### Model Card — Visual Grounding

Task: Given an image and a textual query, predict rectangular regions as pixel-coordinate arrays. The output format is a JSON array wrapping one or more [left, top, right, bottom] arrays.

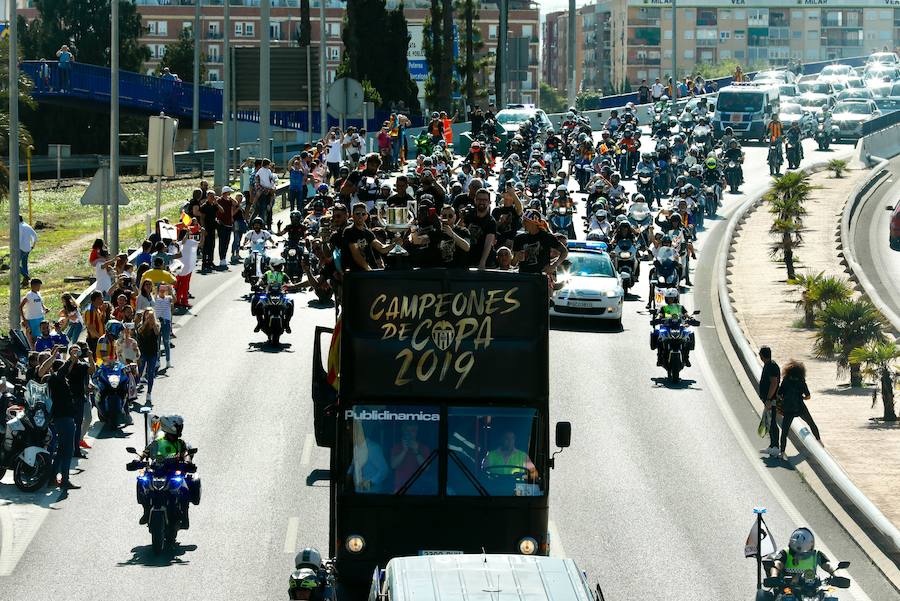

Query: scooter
[[95, 361, 130, 428], [0, 393, 53, 491], [549, 205, 577, 240], [814, 114, 833, 151], [650, 310, 700, 384], [610, 239, 639, 295], [126, 446, 200, 554]]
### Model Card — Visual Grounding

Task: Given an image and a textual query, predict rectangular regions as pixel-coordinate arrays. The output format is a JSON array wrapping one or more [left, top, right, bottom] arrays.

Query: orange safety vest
[[442, 118, 453, 144]]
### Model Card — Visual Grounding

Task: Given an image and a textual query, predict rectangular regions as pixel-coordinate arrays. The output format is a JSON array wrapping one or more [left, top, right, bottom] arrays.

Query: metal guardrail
[[862, 108, 900, 137], [717, 155, 900, 563]]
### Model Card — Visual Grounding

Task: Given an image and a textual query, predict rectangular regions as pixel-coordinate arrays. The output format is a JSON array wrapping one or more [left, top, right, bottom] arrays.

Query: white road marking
[[700, 260, 873, 601], [548, 519, 567, 560], [0, 505, 14, 575], [300, 434, 314, 467], [284, 516, 300, 554]]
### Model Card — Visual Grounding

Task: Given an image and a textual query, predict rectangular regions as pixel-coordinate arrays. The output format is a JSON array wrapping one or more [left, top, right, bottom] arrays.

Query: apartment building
[[18, 0, 541, 105], [593, 0, 900, 90]]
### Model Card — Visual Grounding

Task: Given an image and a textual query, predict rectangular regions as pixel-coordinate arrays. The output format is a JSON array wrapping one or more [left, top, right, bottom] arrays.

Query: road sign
[[327, 77, 364, 118], [80, 167, 131, 206], [147, 115, 178, 177]]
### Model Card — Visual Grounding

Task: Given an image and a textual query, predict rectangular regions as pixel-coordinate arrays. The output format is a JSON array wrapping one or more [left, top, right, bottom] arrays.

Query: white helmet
[[664, 289, 679, 302], [269, 256, 286, 268], [295, 547, 323, 570], [633, 193, 646, 203], [556, 184, 568, 194], [788, 528, 815, 555], [159, 414, 184, 436]]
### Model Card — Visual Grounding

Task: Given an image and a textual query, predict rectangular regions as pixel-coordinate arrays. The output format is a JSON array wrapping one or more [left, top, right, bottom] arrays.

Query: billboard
[[408, 24, 428, 82]]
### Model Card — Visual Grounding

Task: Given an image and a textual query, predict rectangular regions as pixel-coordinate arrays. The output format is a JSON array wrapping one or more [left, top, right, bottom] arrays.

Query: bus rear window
[[717, 92, 764, 113]]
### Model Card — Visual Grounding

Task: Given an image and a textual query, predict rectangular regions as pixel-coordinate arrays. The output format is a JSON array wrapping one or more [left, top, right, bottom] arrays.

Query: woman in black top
[[777, 360, 821, 459]]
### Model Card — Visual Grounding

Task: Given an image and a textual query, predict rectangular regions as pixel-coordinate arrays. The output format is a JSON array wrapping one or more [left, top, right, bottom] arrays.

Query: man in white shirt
[[19, 215, 38, 285], [254, 159, 277, 228], [651, 78, 665, 102], [324, 128, 344, 183], [20, 277, 48, 344], [175, 228, 203, 309]]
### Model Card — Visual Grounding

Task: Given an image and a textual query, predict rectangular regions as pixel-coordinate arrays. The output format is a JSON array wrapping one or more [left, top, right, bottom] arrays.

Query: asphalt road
[[851, 155, 900, 321], [2, 137, 898, 601]]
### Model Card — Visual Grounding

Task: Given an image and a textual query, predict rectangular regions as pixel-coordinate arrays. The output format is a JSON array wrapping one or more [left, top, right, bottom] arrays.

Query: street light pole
[[498, 0, 508, 107], [8, 0, 21, 329], [110, 0, 120, 256], [222, 0, 231, 182], [319, 0, 327, 137], [193, 0, 201, 151], [260, 0, 271, 159], [567, 0, 576, 109], [672, 0, 678, 97]]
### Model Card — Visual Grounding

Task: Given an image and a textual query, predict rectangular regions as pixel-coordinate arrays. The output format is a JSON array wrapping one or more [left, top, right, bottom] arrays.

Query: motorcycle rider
[[758, 528, 838, 601], [288, 548, 328, 600], [588, 209, 612, 237], [723, 138, 745, 183], [610, 221, 640, 278], [605, 110, 621, 135], [702, 156, 723, 203], [276, 211, 308, 245], [252, 257, 297, 334], [138, 414, 194, 527], [656, 289, 692, 367], [786, 121, 804, 167], [719, 126, 737, 151]]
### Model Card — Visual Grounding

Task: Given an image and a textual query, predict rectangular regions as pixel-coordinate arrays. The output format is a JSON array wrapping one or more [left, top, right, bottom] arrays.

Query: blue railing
[[235, 109, 425, 132], [20, 60, 223, 121]]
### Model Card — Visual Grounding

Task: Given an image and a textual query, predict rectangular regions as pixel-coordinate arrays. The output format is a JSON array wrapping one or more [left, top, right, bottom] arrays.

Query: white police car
[[549, 241, 625, 326]]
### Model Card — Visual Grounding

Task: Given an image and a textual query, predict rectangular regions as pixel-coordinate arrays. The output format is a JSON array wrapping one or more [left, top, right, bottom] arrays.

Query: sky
[[539, 0, 596, 16]]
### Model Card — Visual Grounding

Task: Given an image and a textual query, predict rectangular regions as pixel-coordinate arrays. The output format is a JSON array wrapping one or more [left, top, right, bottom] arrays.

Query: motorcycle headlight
[[346, 535, 366, 554], [33, 409, 46, 428], [108, 375, 121, 388], [169, 475, 184, 488], [288, 248, 297, 257], [619, 252, 632, 260], [518, 537, 538, 555]]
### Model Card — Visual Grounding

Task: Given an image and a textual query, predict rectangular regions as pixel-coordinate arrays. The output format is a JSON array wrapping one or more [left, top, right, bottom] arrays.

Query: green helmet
[[705, 157, 717, 169], [289, 568, 319, 591]]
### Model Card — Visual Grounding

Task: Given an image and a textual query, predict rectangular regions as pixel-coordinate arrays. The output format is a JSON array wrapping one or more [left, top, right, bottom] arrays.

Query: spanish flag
[[326, 317, 341, 392]]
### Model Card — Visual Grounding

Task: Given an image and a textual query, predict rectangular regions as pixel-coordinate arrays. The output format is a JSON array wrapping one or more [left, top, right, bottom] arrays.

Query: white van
[[712, 82, 780, 141], [368, 554, 605, 601]]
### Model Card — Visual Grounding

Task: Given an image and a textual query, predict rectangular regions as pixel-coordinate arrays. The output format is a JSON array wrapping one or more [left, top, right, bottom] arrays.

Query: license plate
[[418, 550, 463, 556], [567, 300, 593, 308]]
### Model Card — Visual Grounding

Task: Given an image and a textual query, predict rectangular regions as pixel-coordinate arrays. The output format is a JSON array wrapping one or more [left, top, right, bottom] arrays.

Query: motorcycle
[[767, 141, 784, 176], [243, 246, 270, 288], [0, 393, 53, 491], [649, 247, 682, 311], [258, 284, 290, 346], [126, 447, 200, 554], [610, 239, 639, 295], [761, 569, 850, 601], [627, 201, 653, 253], [814, 115, 833, 151], [636, 168, 657, 207], [95, 360, 130, 428], [549, 205, 576, 239], [691, 123, 713, 156], [786, 139, 802, 170], [650, 311, 699, 383], [703, 184, 719, 219], [572, 160, 592, 192], [283, 242, 304, 283], [724, 160, 742, 194]]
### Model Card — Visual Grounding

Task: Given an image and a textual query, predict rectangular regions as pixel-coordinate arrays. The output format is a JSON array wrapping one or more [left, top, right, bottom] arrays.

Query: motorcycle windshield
[[657, 247, 677, 262]]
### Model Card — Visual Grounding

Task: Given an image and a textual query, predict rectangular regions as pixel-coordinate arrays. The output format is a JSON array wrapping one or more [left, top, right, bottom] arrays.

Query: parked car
[[830, 99, 881, 141], [868, 51, 900, 67]]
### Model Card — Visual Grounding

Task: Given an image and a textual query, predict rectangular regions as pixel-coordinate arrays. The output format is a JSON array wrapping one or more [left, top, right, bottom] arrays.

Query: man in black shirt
[[67, 344, 93, 459], [411, 206, 471, 268], [466, 188, 498, 269], [470, 107, 484, 137], [453, 178, 483, 212], [386, 176, 415, 208], [198, 191, 220, 272], [758, 346, 781, 456], [513, 210, 568, 275], [492, 187, 524, 249], [39, 347, 79, 489], [340, 202, 394, 271], [415, 170, 447, 207]]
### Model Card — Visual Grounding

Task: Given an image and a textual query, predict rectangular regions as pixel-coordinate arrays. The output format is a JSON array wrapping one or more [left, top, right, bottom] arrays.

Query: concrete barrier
[[856, 122, 900, 167], [716, 154, 900, 565]]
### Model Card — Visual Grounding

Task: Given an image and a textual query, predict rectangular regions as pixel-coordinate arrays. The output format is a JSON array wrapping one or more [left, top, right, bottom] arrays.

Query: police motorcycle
[[96, 360, 130, 428], [650, 304, 700, 384], [0, 387, 53, 491], [288, 548, 338, 601], [255, 260, 292, 347], [126, 430, 200, 554]]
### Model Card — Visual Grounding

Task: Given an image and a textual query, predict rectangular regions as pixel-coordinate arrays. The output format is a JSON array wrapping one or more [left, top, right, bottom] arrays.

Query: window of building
[[769, 9, 788, 27], [720, 49, 732, 59], [697, 29, 717, 40], [734, 10, 745, 20], [207, 45, 219, 60], [522, 24, 533, 38], [748, 8, 768, 26], [734, 29, 745, 40], [720, 9, 731, 20], [684, 29, 694, 39], [684, 49, 695, 59], [663, 9, 672, 20], [208, 70, 220, 82], [792, 30, 802, 39], [807, 29, 818, 40], [808, 11, 818, 19], [823, 10, 841, 27], [147, 21, 168, 36], [700, 50, 714, 61], [244, 22, 255, 37], [791, 10, 804, 20], [663, 49, 672, 59], [696, 8, 717, 26], [719, 30, 731, 41], [327, 22, 340, 37], [270, 22, 281, 39], [489, 24, 497, 39], [234, 22, 243, 36], [895, 9, 900, 26], [664, 29, 672, 40], [208, 22, 220, 38], [327, 46, 340, 60], [327, 69, 336, 83]]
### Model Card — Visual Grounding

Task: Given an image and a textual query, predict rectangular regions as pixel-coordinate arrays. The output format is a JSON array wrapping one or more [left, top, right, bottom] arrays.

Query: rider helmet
[[729, 139, 740, 148], [601, 130, 611, 139], [317, 183, 329, 194], [661, 95, 669, 101], [105, 319, 124, 338], [556, 184, 568, 195], [270, 256, 286, 268], [290, 210, 302, 223], [251, 217, 265, 228], [706, 157, 718, 169], [681, 183, 696, 196], [159, 414, 184, 436], [664, 289, 679, 303], [725, 126, 734, 135], [788, 528, 815, 556], [661, 235, 673, 245], [295, 547, 323, 570], [594, 209, 608, 220], [633, 193, 646, 203]]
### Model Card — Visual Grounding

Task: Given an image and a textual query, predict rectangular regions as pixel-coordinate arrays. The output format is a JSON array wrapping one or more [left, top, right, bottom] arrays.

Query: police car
[[549, 241, 625, 326]]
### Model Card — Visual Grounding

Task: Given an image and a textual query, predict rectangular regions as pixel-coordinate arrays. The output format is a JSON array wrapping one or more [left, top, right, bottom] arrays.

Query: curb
[[716, 155, 900, 569], [840, 159, 900, 335]]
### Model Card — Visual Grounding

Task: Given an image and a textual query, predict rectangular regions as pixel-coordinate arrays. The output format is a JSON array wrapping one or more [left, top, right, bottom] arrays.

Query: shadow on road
[[306, 468, 330, 487], [649, 376, 700, 390], [247, 341, 294, 354], [550, 317, 623, 333], [118, 543, 198, 567]]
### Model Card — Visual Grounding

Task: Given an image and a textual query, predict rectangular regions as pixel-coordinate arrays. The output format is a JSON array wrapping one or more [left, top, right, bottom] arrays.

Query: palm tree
[[849, 341, 899, 421], [814, 299, 888, 387], [791, 272, 853, 328], [768, 195, 808, 223], [769, 170, 813, 205], [770, 218, 803, 280]]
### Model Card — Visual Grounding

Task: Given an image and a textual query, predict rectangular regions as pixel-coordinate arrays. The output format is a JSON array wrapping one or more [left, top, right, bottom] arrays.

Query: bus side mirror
[[555, 421, 572, 448]]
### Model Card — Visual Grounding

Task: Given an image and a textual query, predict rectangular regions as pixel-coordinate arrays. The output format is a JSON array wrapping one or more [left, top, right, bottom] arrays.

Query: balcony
[[696, 39, 717, 47], [629, 57, 661, 65], [207, 56, 223, 64], [206, 32, 223, 40], [627, 38, 660, 47]]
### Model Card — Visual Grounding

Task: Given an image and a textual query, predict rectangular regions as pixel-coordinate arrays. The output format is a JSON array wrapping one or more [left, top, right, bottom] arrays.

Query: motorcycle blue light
[[170, 475, 184, 485], [139, 474, 150, 483]]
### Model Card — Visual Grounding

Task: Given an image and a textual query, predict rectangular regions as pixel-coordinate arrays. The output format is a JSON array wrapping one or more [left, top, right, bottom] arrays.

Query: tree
[[769, 170, 813, 206], [828, 159, 848, 178], [455, 0, 490, 107], [813, 298, 888, 387], [540, 82, 567, 114], [155, 28, 205, 83], [0, 38, 36, 202], [769, 217, 803, 281], [423, 0, 454, 110], [849, 341, 899, 421], [575, 91, 603, 111], [791, 272, 852, 328], [342, 0, 420, 113]]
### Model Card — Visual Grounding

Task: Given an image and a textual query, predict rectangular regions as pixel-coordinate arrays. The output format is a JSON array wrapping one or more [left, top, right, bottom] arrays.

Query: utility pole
[[222, 0, 231, 182], [567, 0, 576, 109], [260, 0, 272, 159], [672, 0, 677, 97], [110, 0, 120, 255], [319, 0, 327, 137], [192, 0, 201, 151], [8, 0, 21, 329], [498, 0, 508, 108]]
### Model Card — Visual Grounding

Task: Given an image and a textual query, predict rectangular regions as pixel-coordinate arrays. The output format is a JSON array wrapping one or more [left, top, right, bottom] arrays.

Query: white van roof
[[382, 554, 595, 601]]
